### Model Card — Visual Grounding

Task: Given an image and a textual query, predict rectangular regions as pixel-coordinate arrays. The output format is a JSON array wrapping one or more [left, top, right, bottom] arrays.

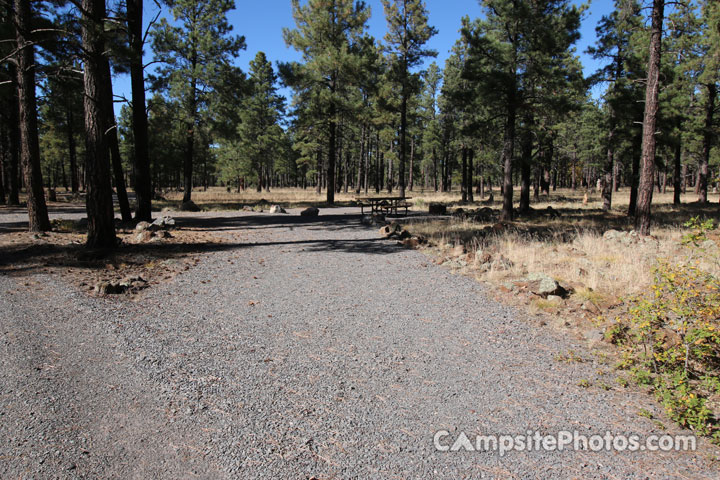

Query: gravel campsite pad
[[1, 207, 718, 478]]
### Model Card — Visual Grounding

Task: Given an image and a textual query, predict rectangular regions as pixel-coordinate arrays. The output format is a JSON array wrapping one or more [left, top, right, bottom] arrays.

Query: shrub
[[611, 255, 720, 439]]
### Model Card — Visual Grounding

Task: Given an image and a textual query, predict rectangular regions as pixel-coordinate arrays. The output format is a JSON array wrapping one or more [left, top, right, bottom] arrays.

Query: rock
[[161, 207, 176, 213], [397, 229, 411, 240], [602, 229, 624, 240], [361, 215, 373, 226], [155, 230, 173, 239], [585, 328, 605, 343], [95, 283, 126, 295], [379, 223, 401, 238], [300, 207, 319, 217], [429, 203, 446, 215], [491, 256, 514, 271], [701, 239, 718, 251], [269, 205, 287, 214], [547, 295, 563, 303], [475, 251, 492, 265], [473, 207, 495, 222], [152, 216, 176, 229], [180, 200, 201, 212], [401, 237, 421, 249], [134, 230, 154, 243], [526, 272, 566, 297], [135, 221, 152, 232], [241, 205, 254, 212]]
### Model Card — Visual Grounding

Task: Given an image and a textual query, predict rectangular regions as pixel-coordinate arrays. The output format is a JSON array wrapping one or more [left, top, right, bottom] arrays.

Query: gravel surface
[[1, 206, 718, 479]]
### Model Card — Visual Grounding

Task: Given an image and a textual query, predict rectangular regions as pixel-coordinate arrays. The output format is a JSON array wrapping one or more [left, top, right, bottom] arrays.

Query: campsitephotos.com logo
[[433, 430, 697, 457]]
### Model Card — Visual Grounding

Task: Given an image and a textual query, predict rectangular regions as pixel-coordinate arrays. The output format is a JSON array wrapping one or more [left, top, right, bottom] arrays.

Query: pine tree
[[588, 0, 643, 211], [81, 0, 117, 248], [283, 0, 370, 204], [14, 0, 51, 231], [127, 0, 152, 221], [152, 0, 245, 205], [635, 0, 665, 235], [381, 0, 436, 198], [696, 0, 720, 203], [227, 52, 285, 191], [464, 0, 582, 220]]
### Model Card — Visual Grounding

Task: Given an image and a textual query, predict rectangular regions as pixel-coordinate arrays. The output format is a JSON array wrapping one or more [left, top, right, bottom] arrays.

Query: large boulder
[[300, 207, 319, 217]]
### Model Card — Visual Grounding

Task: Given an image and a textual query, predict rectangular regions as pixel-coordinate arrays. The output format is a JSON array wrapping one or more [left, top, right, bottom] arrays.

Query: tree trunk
[[500, 70, 517, 221], [409, 136, 414, 191], [82, 0, 117, 248], [433, 147, 438, 191], [698, 83, 716, 204], [355, 123, 365, 194], [602, 125, 614, 211], [468, 148, 474, 203], [327, 117, 336, 204], [461, 146, 467, 203], [673, 141, 682, 205], [635, 0, 664, 235], [15, 0, 50, 232], [65, 106, 79, 193], [101, 58, 132, 222], [7, 98, 20, 204], [519, 118, 532, 214], [399, 92, 407, 197], [127, 0, 152, 221]]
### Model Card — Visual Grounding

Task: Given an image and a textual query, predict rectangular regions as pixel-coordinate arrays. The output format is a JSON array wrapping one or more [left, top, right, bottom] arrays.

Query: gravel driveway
[[1, 207, 717, 479]]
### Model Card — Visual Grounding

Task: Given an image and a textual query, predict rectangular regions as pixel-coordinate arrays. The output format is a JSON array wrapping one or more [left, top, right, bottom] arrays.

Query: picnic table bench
[[356, 196, 412, 216]]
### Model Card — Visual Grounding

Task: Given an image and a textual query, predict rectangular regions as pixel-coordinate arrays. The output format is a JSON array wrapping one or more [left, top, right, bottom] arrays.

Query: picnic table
[[356, 196, 412, 216]]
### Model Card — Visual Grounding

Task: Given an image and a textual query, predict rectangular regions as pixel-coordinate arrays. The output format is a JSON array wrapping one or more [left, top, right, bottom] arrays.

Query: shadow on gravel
[[0, 236, 402, 272], [172, 212, 368, 232]]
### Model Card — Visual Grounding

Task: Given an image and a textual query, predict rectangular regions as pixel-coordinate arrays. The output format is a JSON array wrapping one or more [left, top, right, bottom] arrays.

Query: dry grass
[[405, 187, 720, 324]]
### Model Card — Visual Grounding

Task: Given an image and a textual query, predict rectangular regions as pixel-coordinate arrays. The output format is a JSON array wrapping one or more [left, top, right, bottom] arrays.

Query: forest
[[0, 0, 718, 245]]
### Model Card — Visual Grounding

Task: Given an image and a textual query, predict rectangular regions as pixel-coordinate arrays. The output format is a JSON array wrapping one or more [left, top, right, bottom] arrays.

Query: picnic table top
[[355, 196, 412, 202]]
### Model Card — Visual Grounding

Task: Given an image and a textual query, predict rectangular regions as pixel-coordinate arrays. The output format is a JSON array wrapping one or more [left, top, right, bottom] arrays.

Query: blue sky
[[113, 0, 616, 114]]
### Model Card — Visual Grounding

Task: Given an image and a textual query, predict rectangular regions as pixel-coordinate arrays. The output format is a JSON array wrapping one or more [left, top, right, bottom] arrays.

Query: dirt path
[[1, 207, 717, 479]]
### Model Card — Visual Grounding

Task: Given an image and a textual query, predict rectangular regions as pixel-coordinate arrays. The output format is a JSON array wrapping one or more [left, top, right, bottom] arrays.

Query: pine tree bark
[[127, 0, 152, 221], [65, 106, 79, 193], [634, 0, 664, 235], [500, 76, 517, 221], [673, 141, 682, 205], [82, 0, 117, 248], [698, 83, 716, 204], [15, 0, 50, 232], [101, 57, 132, 222], [461, 146, 467, 203], [467, 148, 474, 203], [7, 99, 19, 204], [399, 90, 407, 197], [519, 117, 532, 213]]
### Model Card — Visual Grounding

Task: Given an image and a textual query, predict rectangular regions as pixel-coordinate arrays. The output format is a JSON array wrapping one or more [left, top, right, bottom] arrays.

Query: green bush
[[612, 256, 720, 439]]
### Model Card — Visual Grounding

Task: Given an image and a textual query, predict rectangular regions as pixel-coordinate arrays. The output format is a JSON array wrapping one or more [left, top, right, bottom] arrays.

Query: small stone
[[300, 207, 319, 217], [269, 205, 287, 214], [135, 221, 151, 232]]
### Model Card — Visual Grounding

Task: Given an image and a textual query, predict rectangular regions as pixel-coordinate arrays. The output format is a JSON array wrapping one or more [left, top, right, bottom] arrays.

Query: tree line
[[0, 0, 718, 247]]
